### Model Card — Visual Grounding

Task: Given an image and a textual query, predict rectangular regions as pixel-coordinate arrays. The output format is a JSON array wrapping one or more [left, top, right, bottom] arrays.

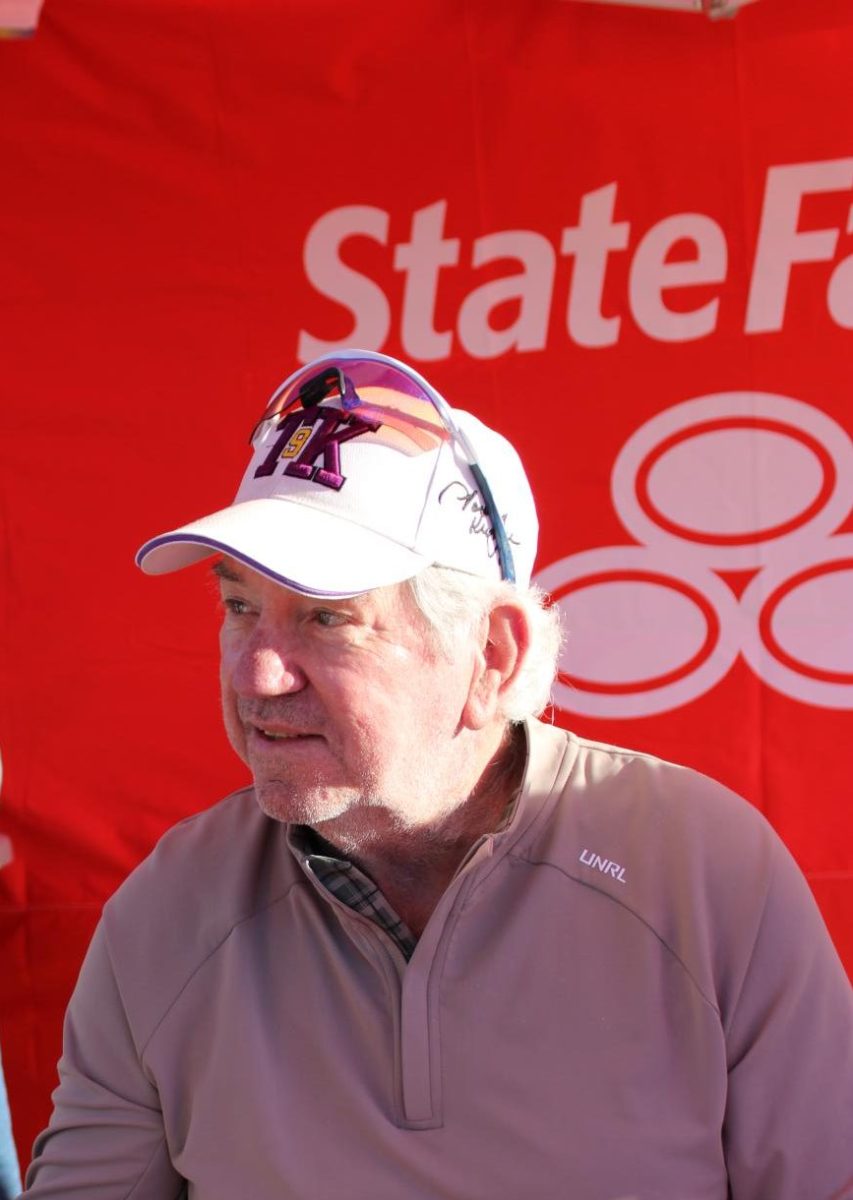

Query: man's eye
[[222, 597, 251, 616], [314, 609, 346, 627]]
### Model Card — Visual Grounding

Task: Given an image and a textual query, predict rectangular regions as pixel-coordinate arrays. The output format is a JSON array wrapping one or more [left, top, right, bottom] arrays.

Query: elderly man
[[23, 351, 853, 1199]]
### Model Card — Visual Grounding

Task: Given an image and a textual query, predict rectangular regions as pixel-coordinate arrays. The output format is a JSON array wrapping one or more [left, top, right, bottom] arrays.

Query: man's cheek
[[220, 689, 249, 763]]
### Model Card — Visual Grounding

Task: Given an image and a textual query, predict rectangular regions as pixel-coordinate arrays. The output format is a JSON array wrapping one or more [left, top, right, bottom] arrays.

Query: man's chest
[[148, 877, 729, 1200]]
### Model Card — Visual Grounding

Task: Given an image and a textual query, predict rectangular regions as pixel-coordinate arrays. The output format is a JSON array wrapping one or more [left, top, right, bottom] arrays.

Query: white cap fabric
[[136, 357, 538, 597]]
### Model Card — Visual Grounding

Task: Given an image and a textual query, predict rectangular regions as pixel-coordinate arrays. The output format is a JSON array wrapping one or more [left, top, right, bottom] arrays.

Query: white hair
[[406, 566, 563, 723]]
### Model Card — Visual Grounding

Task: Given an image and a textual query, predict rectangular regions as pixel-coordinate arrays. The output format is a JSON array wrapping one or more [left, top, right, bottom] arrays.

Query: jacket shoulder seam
[[108, 876, 310, 1059], [510, 854, 722, 1016]]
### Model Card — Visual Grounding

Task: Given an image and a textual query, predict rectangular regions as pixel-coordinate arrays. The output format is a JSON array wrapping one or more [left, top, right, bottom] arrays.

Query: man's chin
[[251, 779, 355, 827]]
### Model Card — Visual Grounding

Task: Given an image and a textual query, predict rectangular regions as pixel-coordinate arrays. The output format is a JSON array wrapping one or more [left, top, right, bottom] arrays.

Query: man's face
[[215, 557, 481, 838]]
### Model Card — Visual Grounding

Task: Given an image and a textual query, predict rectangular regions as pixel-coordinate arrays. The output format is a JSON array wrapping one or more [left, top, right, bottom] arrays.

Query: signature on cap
[[438, 481, 520, 558]]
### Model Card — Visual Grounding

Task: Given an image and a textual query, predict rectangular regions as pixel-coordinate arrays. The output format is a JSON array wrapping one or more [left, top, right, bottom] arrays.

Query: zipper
[[296, 836, 494, 1129]]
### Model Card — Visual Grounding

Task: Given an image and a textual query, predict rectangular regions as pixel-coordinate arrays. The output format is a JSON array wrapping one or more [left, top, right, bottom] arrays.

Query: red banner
[[1, 0, 852, 1169]]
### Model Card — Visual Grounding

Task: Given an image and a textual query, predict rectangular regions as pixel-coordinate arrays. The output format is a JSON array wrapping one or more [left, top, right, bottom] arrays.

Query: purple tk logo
[[254, 407, 380, 491]]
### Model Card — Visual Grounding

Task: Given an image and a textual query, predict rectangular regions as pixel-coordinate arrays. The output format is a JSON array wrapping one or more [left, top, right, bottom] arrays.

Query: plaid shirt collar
[[292, 827, 418, 959]]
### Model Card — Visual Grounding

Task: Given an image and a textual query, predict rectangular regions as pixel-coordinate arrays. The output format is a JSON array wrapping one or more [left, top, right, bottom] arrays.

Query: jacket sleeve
[[22, 921, 185, 1200], [722, 835, 853, 1200]]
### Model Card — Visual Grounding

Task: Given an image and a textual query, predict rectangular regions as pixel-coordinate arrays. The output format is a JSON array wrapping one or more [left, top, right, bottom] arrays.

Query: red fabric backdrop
[[1, 0, 852, 1169]]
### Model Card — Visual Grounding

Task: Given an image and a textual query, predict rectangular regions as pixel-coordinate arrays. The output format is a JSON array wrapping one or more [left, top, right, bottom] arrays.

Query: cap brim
[[135, 497, 433, 598]]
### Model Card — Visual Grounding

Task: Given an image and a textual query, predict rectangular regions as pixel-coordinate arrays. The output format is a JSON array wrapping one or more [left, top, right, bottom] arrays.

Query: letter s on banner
[[297, 205, 391, 362]]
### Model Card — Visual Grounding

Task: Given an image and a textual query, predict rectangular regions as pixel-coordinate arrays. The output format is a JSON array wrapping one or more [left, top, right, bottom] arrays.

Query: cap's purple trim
[[135, 532, 372, 598]]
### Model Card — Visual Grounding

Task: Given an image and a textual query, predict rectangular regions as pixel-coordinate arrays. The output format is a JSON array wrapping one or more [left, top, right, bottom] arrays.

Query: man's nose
[[229, 633, 306, 698]]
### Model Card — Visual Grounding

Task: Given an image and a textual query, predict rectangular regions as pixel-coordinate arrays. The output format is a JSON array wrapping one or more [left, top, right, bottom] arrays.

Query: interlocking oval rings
[[536, 392, 853, 717]]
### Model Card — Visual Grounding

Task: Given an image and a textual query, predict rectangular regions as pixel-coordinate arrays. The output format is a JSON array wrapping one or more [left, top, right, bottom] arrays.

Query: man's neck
[[316, 723, 527, 938]]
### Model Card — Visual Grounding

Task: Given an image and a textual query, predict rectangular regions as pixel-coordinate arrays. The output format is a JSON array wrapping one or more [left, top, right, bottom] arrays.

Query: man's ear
[[463, 602, 530, 730]]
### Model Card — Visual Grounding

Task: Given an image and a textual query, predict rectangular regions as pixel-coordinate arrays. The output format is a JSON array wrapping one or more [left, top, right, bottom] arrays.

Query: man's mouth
[[254, 727, 319, 741]]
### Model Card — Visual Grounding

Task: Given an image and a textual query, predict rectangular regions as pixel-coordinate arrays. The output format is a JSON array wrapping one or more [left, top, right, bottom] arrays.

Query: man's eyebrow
[[210, 559, 243, 584]]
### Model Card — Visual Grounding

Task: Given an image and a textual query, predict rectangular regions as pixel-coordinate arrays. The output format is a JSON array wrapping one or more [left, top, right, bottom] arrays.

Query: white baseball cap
[[136, 350, 538, 597]]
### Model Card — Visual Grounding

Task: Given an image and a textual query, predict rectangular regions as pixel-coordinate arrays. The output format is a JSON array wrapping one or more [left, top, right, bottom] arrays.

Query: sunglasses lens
[[256, 356, 450, 454]]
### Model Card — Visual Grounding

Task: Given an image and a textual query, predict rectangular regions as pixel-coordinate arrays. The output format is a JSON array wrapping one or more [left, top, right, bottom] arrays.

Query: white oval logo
[[611, 392, 853, 569], [537, 546, 742, 718], [538, 393, 853, 716]]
